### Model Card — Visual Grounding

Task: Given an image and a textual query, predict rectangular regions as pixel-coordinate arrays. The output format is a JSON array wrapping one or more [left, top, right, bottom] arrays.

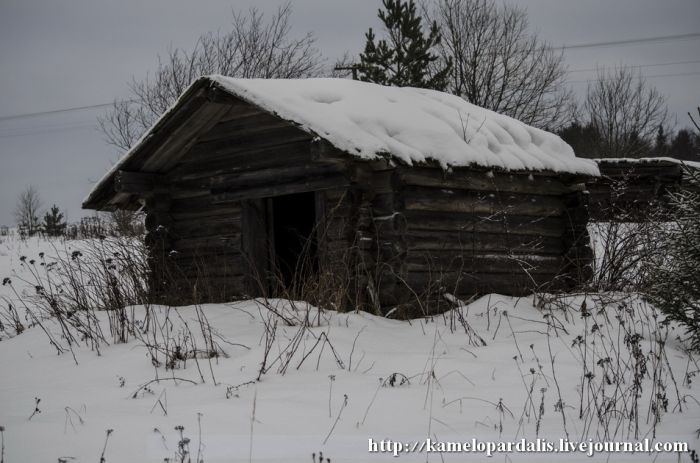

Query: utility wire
[[557, 31, 700, 51], [569, 59, 700, 73], [0, 102, 115, 122], [2, 32, 700, 123], [566, 70, 700, 84], [0, 99, 137, 123]]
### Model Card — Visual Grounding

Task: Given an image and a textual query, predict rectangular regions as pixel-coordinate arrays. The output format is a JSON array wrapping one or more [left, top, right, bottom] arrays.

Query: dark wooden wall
[[305, 163, 591, 317], [397, 167, 588, 312], [144, 97, 347, 304], [133, 93, 592, 313], [587, 160, 685, 221]]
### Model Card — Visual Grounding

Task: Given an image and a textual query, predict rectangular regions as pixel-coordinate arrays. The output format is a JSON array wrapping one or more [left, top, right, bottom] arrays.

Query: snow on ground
[[1, 236, 699, 462]]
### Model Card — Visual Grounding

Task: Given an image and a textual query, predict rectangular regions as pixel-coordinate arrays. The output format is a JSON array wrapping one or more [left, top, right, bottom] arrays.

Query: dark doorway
[[271, 191, 318, 290]]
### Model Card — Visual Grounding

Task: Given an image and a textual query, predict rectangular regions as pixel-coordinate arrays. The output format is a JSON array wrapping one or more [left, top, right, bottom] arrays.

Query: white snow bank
[[211, 76, 599, 176], [594, 157, 700, 169], [1, 292, 698, 461]]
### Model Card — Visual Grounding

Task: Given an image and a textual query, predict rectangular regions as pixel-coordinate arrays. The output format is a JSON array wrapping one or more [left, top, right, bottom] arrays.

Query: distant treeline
[[559, 123, 700, 161]]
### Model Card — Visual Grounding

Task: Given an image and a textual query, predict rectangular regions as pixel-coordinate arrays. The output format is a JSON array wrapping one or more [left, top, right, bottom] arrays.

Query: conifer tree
[[42, 204, 67, 237], [358, 0, 451, 90], [653, 125, 669, 157]]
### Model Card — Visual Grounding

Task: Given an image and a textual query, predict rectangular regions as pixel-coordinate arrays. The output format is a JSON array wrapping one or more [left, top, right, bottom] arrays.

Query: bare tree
[[425, 0, 572, 129], [14, 185, 42, 236], [690, 106, 700, 133], [98, 3, 324, 151], [583, 66, 668, 158]]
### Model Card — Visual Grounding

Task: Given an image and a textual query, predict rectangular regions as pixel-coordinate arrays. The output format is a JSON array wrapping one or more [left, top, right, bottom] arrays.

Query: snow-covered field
[[0, 235, 698, 462]]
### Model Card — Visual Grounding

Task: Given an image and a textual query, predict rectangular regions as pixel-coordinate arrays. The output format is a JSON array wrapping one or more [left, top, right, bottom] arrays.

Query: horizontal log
[[170, 219, 242, 239], [209, 163, 345, 190], [198, 112, 295, 143], [166, 259, 247, 278], [404, 210, 564, 237], [168, 188, 212, 200], [405, 230, 562, 254], [171, 236, 240, 253], [114, 170, 164, 195], [169, 204, 241, 221], [187, 126, 312, 160], [398, 167, 572, 195], [169, 194, 227, 211], [404, 252, 564, 274], [170, 139, 315, 181], [403, 186, 565, 216], [217, 100, 269, 122], [211, 174, 350, 203], [404, 198, 563, 217]]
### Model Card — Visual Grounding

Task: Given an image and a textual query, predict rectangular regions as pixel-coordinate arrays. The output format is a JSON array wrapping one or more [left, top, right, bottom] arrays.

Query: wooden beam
[[114, 170, 164, 195], [211, 174, 350, 203]]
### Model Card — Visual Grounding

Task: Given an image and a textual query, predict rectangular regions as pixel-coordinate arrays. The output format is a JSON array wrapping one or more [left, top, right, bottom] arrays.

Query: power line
[[0, 102, 117, 122], [557, 31, 700, 51], [569, 59, 700, 73], [566, 70, 700, 84], [0, 99, 137, 122], [3, 32, 700, 123]]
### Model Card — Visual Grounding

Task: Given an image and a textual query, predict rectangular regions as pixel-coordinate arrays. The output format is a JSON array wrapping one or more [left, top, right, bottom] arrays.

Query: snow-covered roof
[[84, 76, 599, 209], [211, 76, 599, 176]]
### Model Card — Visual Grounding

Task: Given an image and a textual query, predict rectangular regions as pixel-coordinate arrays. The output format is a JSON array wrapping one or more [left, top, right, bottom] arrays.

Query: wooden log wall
[[135, 92, 595, 312], [587, 161, 684, 221], [395, 166, 588, 309], [144, 97, 353, 304]]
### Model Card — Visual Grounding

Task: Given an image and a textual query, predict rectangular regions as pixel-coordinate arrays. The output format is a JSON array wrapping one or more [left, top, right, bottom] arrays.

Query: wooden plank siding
[[393, 167, 586, 314]]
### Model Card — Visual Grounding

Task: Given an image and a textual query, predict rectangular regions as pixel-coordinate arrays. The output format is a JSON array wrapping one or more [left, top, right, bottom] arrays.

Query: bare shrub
[[584, 66, 668, 159], [1, 236, 150, 353], [14, 185, 42, 237], [536, 293, 687, 441], [643, 166, 700, 351], [426, 0, 573, 129], [99, 3, 323, 151]]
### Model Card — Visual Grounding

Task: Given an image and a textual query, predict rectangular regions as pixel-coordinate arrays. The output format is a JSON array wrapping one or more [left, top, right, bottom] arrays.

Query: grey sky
[[0, 0, 698, 226]]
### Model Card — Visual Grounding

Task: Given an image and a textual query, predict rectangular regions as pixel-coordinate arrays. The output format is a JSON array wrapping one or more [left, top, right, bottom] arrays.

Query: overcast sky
[[0, 0, 698, 226]]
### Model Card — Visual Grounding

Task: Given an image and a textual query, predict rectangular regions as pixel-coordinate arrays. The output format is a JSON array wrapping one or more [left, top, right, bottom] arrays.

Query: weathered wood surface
[[403, 210, 565, 237], [398, 167, 571, 196], [88, 80, 598, 311], [588, 160, 689, 221], [168, 140, 314, 180], [403, 186, 565, 217], [405, 229, 563, 253]]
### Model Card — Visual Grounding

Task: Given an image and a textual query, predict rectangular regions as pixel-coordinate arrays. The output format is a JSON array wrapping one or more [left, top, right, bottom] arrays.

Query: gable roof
[[83, 76, 599, 210], [212, 76, 598, 175]]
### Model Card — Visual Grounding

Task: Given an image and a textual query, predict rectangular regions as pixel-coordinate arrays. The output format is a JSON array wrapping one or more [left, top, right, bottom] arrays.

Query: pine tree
[[358, 0, 451, 90], [653, 125, 668, 157], [557, 121, 604, 158], [42, 204, 67, 237], [669, 129, 698, 161]]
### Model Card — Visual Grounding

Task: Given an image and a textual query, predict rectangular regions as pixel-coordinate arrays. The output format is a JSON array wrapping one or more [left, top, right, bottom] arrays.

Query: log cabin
[[83, 76, 600, 317], [588, 157, 700, 222]]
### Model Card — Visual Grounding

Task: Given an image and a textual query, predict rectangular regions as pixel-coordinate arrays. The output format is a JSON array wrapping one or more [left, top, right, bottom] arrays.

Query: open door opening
[[271, 191, 318, 291]]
